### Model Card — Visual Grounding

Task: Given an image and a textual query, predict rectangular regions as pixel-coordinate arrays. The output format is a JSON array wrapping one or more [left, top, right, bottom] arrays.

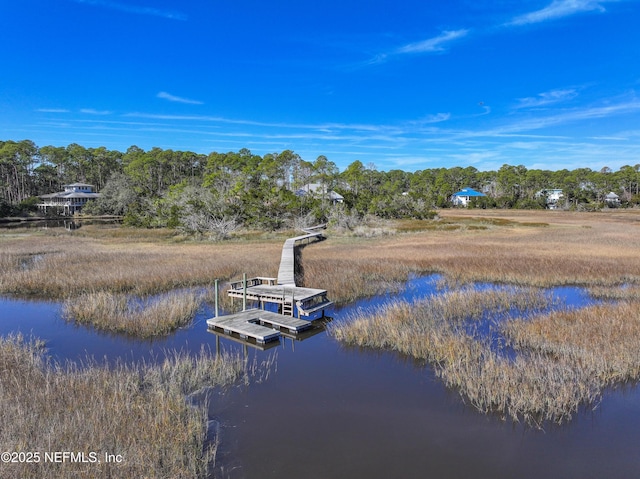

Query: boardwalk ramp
[[276, 225, 326, 286]]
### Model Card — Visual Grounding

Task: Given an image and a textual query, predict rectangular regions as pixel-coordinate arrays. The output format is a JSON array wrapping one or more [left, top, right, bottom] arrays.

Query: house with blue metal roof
[[451, 187, 485, 207]]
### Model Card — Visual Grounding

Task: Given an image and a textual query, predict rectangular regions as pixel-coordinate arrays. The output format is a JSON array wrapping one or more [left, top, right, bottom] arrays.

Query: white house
[[535, 189, 564, 209], [295, 183, 344, 205], [451, 187, 485, 207], [605, 192, 620, 206], [38, 183, 100, 215]]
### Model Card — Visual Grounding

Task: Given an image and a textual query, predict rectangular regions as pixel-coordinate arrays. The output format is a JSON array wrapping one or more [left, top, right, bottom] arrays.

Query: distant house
[[451, 187, 485, 207], [38, 183, 100, 216], [535, 189, 564, 209], [295, 183, 344, 205], [605, 192, 620, 206]]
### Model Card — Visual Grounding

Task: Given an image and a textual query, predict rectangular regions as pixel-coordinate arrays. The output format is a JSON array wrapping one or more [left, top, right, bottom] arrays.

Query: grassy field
[[302, 209, 640, 301], [0, 210, 640, 336], [0, 226, 282, 299], [2, 210, 639, 304], [0, 334, 248, 479], [1, 209, 639, 333]]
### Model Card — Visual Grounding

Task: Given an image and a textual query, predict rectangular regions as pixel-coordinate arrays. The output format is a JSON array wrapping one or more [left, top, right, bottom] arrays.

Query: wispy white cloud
[[73, 0, 187, 21], [515, 88, 579, 109], [126, 98, 640, 142], [465, 98, 640, 137], [422, 113, 452, 123], [589, 135, 628, 140], [157, 92, 204, 105], [402, 113, 452, 127], [508, 0, 615, 26], [523, 99, 640, 128], [396, 29, 470, 54], [366, 29, 470, 65], [125, 112, 392, 132], [80, 108, 112, 115], [365, 2, 619, 68], [109, 91, 640, 149], [36, 108, 70, 113]]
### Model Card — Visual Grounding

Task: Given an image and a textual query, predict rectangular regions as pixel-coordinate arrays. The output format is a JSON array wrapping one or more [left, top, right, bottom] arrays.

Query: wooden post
[[242, 273, 247, 311], [214, 279, 219, 318]]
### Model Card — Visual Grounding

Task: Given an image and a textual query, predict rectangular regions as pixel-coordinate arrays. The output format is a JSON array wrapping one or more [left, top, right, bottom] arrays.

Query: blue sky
[[2, 0, 640, 172]]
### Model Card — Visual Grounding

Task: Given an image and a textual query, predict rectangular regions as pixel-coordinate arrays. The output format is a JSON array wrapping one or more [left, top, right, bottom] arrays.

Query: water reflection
[[0, 295, 220, 365], [0, 217, 121, 230]]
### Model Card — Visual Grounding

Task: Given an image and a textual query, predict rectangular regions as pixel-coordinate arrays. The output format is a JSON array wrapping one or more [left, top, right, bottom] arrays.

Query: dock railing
[[229, 276, 277, 291]]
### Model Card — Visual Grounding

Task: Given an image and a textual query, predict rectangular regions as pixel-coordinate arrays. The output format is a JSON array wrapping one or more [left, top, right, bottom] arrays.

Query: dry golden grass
[[62, 291, 203, 337], [587, 284, 640, 301], [329, 288, 610, 426], [330, 287, 553, 357], [0, 334, 247, 479], [304, 209, 640, 304], [2, 210, 639, 305], [504, 301, 640, 384], [0, 227, 281, 298], [2, 211, 640, 434]]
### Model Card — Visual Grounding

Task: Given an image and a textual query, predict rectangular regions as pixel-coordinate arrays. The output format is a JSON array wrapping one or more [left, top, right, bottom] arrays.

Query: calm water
[[1, 277, 639, 479], [0, 218, 121, 230]]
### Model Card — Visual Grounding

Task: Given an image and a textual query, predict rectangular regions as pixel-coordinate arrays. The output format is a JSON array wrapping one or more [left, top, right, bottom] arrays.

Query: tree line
[[1, 139, 639, 234]]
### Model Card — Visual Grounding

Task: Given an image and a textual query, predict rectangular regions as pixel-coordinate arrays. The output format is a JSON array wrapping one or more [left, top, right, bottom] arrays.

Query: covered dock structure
[[206, 225, 333, 345], [227, 277, 333, 320]]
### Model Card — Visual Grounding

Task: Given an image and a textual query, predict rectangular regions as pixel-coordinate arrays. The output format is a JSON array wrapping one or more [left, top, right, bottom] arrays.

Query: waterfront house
[[605, 191, 620, 206], [38, 183, 100, 215], [535, 188, 564, 209], [295, 183, 344, 205], [451, 187, 485, 206]]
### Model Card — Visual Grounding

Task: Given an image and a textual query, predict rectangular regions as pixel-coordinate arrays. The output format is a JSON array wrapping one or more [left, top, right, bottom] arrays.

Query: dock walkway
[[276, 224, 326, 286]]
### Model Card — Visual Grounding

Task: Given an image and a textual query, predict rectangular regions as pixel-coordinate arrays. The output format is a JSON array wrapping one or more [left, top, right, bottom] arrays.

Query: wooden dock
[[207, 225, 332, 346], [208, 317, 330, 351], [276, 225, 326, 286], [206, 309, 313, 344], [227, 279, 333, 319]]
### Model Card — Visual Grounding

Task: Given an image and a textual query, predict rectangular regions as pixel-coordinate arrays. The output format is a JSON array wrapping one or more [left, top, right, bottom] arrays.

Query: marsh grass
[[329, 287, 618, 426], [503, 301, 640, 384], [198, 283, 241, 313], [330, 287, 552, 357], [2, 210, 640, 306], [301, 256, 410, 304], [0, 334, 247, 479], [301, 210, 640, 305], [586, 284, 640, 301], [0, 233, 280, 299], [62, 291, 203, 337]]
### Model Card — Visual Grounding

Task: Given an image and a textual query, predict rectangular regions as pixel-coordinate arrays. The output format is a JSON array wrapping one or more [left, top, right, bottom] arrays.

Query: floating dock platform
[[206, 309, 313, 344]]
